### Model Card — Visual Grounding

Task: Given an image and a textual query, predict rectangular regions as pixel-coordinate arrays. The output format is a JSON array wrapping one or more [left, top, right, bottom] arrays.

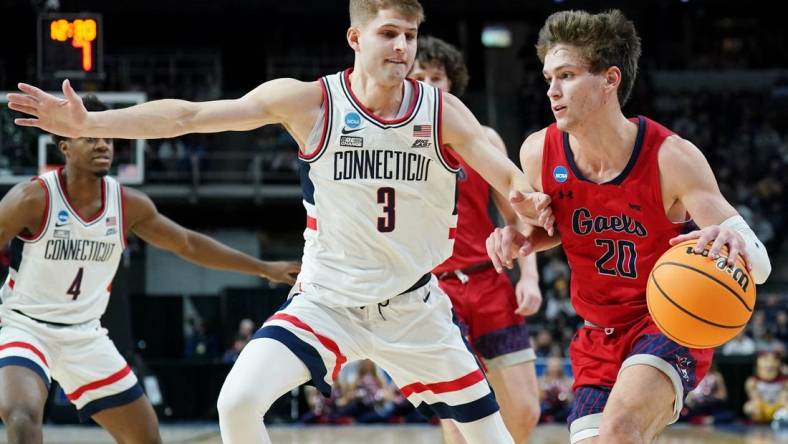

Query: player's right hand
[[486, 225, 530, 273], [509, 190, 555, 236], [260, 261, 301, 285], [7, 79, 88, 138]]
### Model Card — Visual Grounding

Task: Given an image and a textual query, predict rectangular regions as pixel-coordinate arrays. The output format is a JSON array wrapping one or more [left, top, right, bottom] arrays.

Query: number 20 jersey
[[0, 169, 125, 324], [297, 69, 459, 307], [541, 116, 686, 328]]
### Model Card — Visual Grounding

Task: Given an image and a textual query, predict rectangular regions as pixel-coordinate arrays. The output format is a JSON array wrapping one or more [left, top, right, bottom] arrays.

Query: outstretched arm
[[8, 78, 322, 140], [661, 136, 771, 283], [124, 188, 299, 284], [441, 92, 554, 234]]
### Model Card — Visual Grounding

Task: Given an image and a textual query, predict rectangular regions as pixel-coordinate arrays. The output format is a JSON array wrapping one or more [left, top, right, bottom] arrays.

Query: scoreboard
[[37, 13, 103, 80]]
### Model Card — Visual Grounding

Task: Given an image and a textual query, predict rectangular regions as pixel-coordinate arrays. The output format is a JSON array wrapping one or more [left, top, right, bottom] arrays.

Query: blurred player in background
[[0, 96, 299, 444], [487, 9, 771, 443], [411, 35, 541, 443]]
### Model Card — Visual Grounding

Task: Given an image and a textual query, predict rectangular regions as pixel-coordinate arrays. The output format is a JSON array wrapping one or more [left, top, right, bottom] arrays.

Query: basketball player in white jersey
[[7, 1, 554, 442], [0, 97, 300, 444]]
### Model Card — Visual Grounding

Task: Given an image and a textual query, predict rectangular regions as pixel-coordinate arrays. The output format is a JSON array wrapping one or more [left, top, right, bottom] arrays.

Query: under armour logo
[[558, 190, 573, 199]]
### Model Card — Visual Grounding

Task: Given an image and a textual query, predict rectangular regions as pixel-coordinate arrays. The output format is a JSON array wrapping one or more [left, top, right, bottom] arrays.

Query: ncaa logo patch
[[57, 210, 69, 223], [344, 112, 361, 129], [553, 165, 569, 183]]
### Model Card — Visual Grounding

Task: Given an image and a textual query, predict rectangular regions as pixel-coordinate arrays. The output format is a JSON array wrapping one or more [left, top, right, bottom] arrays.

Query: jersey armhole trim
[[18, 177, 51, 242], [433, 88, 461, 173], [119, 184, 128, 249], [298, 78, 332, 162]]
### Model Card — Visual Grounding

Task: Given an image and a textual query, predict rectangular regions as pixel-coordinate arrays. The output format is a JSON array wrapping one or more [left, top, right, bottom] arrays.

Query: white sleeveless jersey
[[297, 69, 460, 306], [0, 170, 125, 324]]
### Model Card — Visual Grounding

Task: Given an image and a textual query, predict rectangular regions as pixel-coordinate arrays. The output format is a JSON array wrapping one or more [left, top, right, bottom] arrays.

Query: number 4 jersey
[[0, 169, 125, 324], [297, 69, 459, 307], [541, 116, 687, 328]]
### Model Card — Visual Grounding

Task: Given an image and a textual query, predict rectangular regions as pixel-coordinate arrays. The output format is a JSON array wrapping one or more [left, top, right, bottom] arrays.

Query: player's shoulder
[[4, 179, 48, 208], [657, 133, 706, 171], [519, 128, 549, 166], [120, 186, 156, 220]]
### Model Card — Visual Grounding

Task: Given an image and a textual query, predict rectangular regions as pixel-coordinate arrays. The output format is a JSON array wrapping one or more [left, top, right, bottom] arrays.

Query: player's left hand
[[515, 278, 542, 316], [670, 225, 751, 270], [260, 261, 301, 285]]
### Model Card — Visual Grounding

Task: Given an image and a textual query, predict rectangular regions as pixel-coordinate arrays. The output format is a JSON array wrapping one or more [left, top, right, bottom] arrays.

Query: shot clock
[[37, 13, 104, 80]]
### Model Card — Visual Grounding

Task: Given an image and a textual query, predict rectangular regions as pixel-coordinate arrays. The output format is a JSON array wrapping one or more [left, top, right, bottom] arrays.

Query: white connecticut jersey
[[297, 69, 460, 306], [0, 169, 125, 324]]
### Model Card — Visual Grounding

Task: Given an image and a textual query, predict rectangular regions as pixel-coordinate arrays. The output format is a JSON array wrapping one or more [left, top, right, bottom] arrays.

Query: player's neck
[[567, 111, 638, 175], [60, 166, 103, 205], [348, 68, 405, 120]]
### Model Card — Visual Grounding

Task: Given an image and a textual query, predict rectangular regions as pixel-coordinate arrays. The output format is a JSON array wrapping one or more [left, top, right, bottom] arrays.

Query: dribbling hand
[[669, 225, 751, 270]]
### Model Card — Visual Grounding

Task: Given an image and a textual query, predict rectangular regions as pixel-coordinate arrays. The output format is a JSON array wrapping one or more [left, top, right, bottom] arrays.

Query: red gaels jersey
[[434, 149, 494, 273], [541, 116, 685, 328]]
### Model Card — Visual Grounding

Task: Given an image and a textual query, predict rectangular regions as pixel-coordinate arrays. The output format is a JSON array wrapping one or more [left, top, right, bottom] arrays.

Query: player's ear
[[605, 66, 621, 90], [57, 140, 69, 159], [347, 26, 361, 52]]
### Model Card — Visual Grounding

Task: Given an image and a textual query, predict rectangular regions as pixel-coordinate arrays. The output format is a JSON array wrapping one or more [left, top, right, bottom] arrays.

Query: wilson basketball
[[647, 240, 756, 349]]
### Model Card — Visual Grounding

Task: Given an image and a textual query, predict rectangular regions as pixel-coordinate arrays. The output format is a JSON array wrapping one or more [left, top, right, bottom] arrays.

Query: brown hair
[[536, 10, 641, 106], [416, 36, 469, 97], [349, 0, 425, 26]]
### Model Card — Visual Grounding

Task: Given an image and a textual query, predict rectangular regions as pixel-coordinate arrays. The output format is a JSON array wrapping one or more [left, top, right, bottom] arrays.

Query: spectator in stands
[[722, 331, 757, 356], [681, 361, 730, 424], [538, 357, 573, 423], [335, 360, 387, 422], [222, 335, 247, 364], [183, 317, 219, 359], [744, 351, 788, 423]]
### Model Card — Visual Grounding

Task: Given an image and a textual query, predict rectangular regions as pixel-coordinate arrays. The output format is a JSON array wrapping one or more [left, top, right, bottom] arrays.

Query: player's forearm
[[517, 248, 539, 281], [177, 231, 265, 276], [86, 99, 200, 139]]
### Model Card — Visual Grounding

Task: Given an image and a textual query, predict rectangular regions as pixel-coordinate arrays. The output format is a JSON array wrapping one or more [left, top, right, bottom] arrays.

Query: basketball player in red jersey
[[486, 10, 772, 444], [410, 36, 540, 443], [0, 96, 299, 444]]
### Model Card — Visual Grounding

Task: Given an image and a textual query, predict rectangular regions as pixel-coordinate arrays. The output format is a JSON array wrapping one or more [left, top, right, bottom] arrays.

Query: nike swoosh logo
[[341, 127, 363, 134], [55, 222, 70, 227]]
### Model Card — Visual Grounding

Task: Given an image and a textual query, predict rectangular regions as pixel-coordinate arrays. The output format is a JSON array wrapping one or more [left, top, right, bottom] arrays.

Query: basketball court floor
[[0, 423, 783, 443]]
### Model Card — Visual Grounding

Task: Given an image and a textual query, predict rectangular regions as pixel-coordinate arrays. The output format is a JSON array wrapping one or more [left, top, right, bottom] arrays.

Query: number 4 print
[[67, 267, 83, 300]]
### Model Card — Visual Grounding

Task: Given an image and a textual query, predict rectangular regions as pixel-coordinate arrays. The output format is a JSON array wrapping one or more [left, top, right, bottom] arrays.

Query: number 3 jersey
[[541, 116, 686, 328], [297, 69, 459, 307], [0, 169, 125, 324]]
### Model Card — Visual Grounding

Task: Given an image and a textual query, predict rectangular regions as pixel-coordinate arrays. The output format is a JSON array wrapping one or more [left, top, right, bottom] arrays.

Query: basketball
[[647, 240, 756, 349]]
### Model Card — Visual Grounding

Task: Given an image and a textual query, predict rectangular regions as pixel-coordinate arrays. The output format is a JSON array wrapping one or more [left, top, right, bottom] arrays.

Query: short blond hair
[[349, 0, 425, 26]]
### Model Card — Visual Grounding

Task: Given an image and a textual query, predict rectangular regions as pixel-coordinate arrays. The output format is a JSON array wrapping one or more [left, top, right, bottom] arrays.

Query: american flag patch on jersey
[[106, 216, 116, 227], [413, 124, 432, 137]]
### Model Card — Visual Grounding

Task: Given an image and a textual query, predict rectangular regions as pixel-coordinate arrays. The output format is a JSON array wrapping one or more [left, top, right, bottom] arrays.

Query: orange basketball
[[646, 240, 756, 349]]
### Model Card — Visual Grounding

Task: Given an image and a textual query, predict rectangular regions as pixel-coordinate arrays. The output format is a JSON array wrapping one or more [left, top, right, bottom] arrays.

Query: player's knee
[[598, 412, 642, 443], [217, 382, 269, 420], [118, 430, 162, 444], [505, 397, 540, 440], [0, 405, 43, 437]]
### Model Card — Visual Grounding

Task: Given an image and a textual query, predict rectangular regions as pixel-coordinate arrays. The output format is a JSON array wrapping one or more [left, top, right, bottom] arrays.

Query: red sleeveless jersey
[[434, 149, 495, 273], [541, 116, 685, 328]]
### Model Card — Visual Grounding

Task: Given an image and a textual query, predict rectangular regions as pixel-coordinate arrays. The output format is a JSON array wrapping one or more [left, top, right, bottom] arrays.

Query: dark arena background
[[0, 0, 786, 442]]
